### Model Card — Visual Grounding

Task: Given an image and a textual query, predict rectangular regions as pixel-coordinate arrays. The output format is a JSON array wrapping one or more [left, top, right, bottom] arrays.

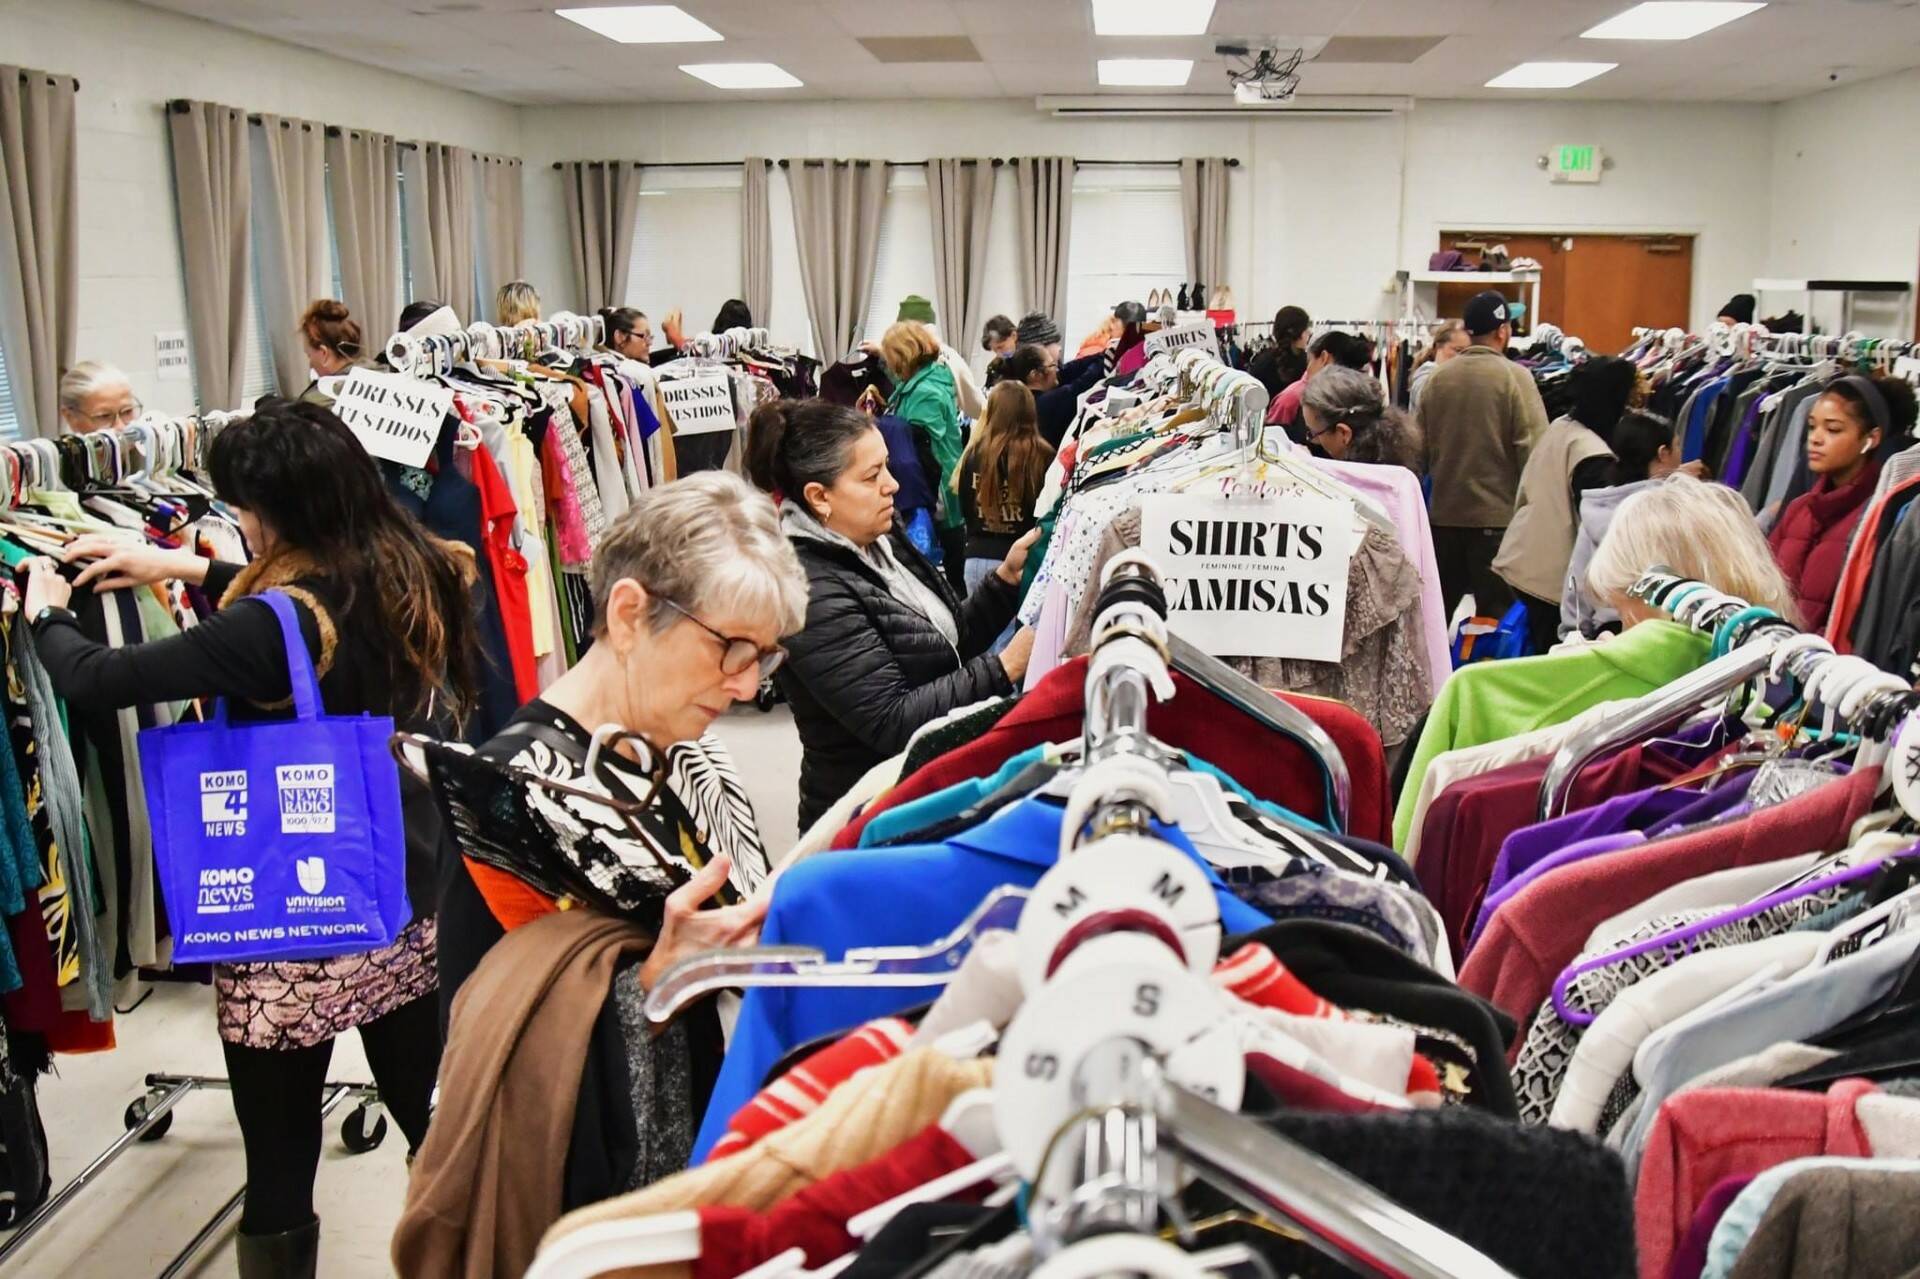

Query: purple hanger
[[1548, 844, 1920, 1025]]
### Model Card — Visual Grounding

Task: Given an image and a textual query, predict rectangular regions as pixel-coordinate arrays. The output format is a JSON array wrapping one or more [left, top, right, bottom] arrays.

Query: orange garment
[[466, 858, 559, 931]]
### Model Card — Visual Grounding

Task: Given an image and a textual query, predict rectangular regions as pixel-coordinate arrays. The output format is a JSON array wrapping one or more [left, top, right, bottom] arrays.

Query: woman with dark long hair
[[956, 381, 1054, 652], [22, 398, 480, 1279]]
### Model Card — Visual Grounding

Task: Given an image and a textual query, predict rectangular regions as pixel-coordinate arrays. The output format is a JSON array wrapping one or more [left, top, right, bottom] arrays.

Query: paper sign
[[661, 373, 738, 437], [1896, 356, 1920, 382], [331, 367, 452, 468], [1140, 491, 1356, 663], [1144, 321, 1219, 360], [155, 330, 191, 382]]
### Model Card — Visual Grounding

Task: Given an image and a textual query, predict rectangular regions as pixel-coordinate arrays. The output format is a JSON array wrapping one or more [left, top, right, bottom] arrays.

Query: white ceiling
[[135, 0, 1920, 106]]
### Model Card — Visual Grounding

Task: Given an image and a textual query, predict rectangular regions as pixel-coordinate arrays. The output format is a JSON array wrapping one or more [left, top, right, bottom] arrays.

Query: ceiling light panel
[[1582, 2, 1766, 40], [1091, 0, 1216, 35], [1485, 61, 1618, 89], [555, 5, 723, 43], [1097, 58, 1195, 85], [679, 62, 803, 89]]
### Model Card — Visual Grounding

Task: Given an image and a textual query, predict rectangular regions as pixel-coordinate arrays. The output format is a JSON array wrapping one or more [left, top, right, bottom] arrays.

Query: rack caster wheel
[[125, 1096, 173, 1142], [341, 1103, 388, 1154]]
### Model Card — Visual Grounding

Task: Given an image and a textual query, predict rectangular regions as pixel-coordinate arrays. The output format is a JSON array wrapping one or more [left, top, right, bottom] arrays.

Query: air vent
[[858, 36, 982, 63], [1314, 36, 1445, 64]]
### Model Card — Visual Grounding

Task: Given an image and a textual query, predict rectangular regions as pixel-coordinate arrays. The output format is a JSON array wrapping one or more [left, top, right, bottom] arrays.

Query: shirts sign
[[332, 368, 451, 468], [1143, 321, 1219, 361], [1140, 491, 1356, 663], [661, 374, 737, 437], [155, 330, 191, 382]]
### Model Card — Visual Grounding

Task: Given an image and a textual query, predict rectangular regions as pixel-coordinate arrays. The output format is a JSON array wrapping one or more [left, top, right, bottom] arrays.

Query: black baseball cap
[[1113, 301, 1147, 324], [1464, 290, 1511, 337]]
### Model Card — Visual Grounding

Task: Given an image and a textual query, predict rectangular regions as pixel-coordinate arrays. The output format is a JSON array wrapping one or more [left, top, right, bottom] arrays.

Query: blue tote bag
[[138, 592, 411, 964]]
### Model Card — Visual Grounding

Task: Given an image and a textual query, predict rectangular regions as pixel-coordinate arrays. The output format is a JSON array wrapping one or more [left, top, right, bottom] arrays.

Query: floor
[[1, 704, 804, 1279]]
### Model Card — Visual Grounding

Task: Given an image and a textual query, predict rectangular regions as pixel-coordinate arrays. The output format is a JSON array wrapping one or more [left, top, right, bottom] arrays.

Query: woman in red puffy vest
[[1767, 374, 1914, 629]]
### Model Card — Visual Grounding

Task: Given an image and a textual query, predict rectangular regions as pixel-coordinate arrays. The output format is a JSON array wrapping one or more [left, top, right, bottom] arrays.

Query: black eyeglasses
[[658, 597, 787, 679]]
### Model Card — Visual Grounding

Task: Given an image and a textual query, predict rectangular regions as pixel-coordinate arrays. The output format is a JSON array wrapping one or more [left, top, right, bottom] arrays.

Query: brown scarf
[[216, 551, 340, 682]]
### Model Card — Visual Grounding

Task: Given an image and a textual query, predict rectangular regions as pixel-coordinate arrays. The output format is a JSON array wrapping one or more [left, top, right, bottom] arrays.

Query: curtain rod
[[19, 71, 77, 90], [548, 156, 1238, 171]]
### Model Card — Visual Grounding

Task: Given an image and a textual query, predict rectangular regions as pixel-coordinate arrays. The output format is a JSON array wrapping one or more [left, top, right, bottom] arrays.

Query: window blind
[[1064, 167, 1186, 351], [0, 340, 20, 439], [240, 230, 280, 405], [625, 168, 743, 337]]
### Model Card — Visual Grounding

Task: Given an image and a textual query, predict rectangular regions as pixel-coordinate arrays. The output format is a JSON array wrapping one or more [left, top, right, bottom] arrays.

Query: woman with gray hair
[[58, 360, 141, 434], [406, 472, 809, 1256], [1300, 366, 1424, 471], [1581, 472, 1796, 629]]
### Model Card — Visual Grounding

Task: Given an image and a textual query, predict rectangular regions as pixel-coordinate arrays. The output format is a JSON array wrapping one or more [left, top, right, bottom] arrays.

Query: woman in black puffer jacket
[[748, 400, 1038, 827]]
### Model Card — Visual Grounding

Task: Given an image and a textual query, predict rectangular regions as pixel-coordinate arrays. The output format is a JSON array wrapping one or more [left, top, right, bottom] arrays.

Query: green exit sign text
[[1551, 145, 1604, 184]]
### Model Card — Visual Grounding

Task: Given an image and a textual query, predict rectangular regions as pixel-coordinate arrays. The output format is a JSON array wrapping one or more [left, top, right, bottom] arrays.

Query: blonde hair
[[1585, 473, 1798, 626], [495, 280, 541, 326], [879, 321, 941, 382]]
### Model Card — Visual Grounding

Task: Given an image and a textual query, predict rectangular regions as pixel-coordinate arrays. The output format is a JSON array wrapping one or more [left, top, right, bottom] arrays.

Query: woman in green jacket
[[882, 321, 967, 588]]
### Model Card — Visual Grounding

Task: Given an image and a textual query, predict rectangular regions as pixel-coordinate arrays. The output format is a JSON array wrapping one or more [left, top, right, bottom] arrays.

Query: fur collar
[[219, 552, 339, 681]]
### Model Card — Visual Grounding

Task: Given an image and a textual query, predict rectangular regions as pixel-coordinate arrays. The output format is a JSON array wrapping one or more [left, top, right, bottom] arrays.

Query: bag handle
[[254, 591, 324, 722]]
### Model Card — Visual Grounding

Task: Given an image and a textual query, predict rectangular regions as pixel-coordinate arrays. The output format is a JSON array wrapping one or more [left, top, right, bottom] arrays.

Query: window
[[625, 168, 742, 340], [1063, 166, 1186, 351], [398, 166, 415, 308], [240, 230, 280, 405], [862, 168, 936, 345], [0, 340, 19, 439], [324, 162, 345, 304]]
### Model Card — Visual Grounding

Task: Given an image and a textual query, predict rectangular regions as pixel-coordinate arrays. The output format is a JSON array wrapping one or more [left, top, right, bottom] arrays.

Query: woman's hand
[[635, 855, 770, 1004], [62, 535, 211, 591], [999, 626, 1036, 684], [996, 527, 1043, 585], [22, 559, 71, 618]]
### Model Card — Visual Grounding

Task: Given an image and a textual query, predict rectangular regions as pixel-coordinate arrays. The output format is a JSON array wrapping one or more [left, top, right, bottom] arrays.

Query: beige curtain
[[0, 67, 78, 439], [1013, 156, 1074, 322], [477, 154, 524, 312], [250, 114, 329, 397], [784, 159, 888, 360], [1180, 157, 1230, 289], [741, 157, 772, 326], [559, 161, 641, 314], [401, 142, 477, 321], [168, 100, 251, 412], [327, 128, 400, 350], [926, 158, 995, 356]]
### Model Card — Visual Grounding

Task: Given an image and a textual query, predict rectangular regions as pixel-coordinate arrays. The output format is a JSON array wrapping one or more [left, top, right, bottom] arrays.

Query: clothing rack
[[1539, 567, 1920, 819], [384, 313, 607, 379], [1628, 323, 1918, 367]]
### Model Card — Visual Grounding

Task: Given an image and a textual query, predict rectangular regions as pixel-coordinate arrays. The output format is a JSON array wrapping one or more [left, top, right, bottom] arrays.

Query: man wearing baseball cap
[[1416, 289, 1550, 617]]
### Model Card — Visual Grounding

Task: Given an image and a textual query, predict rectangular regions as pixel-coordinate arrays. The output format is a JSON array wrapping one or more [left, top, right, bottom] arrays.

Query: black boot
[[237, 1216, 319, 1279], [1176, 283, 1190, 310]]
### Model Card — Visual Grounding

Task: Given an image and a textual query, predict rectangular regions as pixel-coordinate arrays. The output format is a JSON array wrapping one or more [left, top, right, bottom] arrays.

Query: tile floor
[[1, 704, 804, 1279]]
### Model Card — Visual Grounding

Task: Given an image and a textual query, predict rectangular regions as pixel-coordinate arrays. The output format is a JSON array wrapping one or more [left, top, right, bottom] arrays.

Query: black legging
[[222, 993, 441, 1235]]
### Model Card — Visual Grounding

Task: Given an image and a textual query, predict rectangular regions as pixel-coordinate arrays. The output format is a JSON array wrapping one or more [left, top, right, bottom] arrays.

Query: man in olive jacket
[[1418, 290, 1550, 617]]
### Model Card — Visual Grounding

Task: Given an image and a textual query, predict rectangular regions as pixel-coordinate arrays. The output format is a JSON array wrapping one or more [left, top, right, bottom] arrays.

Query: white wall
[[518, 96, 1777, 353], [1769, 69, 1920, 333], [3, 0, 522, 416]]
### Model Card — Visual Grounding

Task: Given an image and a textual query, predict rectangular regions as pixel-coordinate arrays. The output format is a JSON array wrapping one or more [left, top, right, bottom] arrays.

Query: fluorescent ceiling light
[[1582, 2, 1765, 40], [679, 62, 803, 89], [1485, 61, 1617, 89], [555, 5, 722, 43], [1092, 0, 1215, 36], [1098, 58, 1194, 86]]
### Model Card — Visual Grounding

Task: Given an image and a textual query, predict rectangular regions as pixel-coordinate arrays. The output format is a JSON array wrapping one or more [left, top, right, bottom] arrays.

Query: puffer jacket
[[779, 522, 1018, 827], [1767, 459, 1880, 631]]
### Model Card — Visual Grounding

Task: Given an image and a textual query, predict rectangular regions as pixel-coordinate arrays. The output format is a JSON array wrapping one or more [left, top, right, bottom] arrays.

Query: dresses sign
[[661, 374, 738, 436], [1139, 491, 1356, 663], [332, 368, 452, 468], [1143, 322, 1219, 360]]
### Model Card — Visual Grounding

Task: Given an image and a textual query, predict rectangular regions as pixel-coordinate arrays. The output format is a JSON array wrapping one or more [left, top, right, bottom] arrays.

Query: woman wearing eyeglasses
[[57, 361, 142, 434], [747, 399, 1037, 830]]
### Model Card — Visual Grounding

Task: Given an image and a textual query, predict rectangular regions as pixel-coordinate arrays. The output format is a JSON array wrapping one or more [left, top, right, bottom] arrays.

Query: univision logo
[[296, 856, 326, 895]]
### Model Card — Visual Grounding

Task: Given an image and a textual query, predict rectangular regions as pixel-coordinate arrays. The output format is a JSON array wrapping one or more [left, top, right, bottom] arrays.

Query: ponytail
[[746, 398, 873, 512]]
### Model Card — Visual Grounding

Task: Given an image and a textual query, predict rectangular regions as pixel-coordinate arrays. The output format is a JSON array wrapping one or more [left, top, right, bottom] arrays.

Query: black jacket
[[778, 525, 1019, 828], [1037, 353, 1108, 448]]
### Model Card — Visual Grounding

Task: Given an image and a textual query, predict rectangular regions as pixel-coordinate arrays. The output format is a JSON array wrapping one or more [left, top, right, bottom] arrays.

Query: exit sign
[[1551, 145, 1604, 184]]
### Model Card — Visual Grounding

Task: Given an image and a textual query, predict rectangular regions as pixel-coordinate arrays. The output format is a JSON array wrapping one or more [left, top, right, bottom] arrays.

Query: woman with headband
[[1768, 372, 1918, 629]]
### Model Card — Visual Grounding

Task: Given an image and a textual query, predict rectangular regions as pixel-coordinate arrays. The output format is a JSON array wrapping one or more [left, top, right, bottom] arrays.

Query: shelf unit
[[1752, 278, 1913, 338], [1397, 269, 1543, 333]]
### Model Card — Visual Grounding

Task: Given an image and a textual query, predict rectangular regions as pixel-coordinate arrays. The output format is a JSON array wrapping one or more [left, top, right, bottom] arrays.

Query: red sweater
[[1768, 459, 1880, 631]]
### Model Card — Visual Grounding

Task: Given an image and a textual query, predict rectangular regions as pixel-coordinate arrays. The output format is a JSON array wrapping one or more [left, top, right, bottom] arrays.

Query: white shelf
[[1402, 269, 1542, 285]]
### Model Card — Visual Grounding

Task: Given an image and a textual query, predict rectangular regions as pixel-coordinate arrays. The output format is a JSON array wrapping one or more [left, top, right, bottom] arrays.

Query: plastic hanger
[[640, 884, 1029, 1026]]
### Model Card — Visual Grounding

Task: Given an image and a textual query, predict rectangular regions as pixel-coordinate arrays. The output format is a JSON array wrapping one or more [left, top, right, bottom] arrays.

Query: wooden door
[[1438, 232, 1694, 354]]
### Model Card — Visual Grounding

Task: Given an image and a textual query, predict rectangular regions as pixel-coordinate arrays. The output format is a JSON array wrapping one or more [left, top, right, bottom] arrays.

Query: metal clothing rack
[[384, 312, 607, 378], [0, 1075, 386, 1277]]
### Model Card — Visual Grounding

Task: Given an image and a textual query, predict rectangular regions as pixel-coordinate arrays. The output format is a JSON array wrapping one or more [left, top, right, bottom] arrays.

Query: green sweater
[[889, 361, 964, 531], [1392, 620, 1712, 849]]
